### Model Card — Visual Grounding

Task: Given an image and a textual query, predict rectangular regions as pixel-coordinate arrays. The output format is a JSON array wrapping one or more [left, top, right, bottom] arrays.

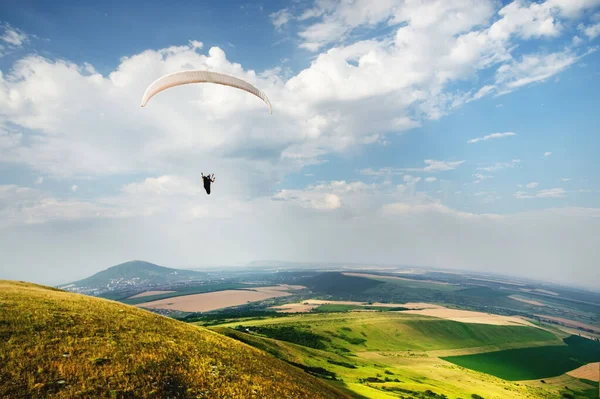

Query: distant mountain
[[58, 260, 207, 296]]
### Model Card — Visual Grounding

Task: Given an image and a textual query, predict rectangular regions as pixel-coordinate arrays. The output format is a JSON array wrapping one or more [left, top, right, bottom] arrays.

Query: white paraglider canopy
[[140, 70, 272, 114]]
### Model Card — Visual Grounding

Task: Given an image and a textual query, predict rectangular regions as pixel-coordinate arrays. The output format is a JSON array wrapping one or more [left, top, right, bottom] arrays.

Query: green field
[[215, 312, 560, 352], [314, 304, 410, 313], [443, 335, 600, 380], [206, 311, 600, 398]]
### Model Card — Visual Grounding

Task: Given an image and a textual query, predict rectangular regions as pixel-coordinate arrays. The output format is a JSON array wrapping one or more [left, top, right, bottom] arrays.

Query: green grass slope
[[208, 313, 598, 399], [0, 280, 353, 399], [442, 335, 600, 380], [215, 312, 560, 352]]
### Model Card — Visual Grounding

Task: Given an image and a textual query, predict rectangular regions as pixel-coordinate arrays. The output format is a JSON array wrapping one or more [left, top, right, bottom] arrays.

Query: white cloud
[[1, 0, 594, 183], [544, 151, 552, 156], [71, 185, 78, 192], [362, 160, 465, 176], [272, 180, 371, 210], [473, 173, 492, 184], [1, 180, 599, 290], [478, 159, 521, 172], [122, 175, 202, 196], [0, 184, 126, 227], [35, 177, 44, 185], [189, 40, 204, 49], [581, 22, 600, 39], [526, 182, 539, 188], [423, 160, 466, 172], [270, 9, 293, 30], [1, 23, 29, 46], [561, 177, 572, 182], [467, 132, 516, 144], [0, 128, 22, 149], [515, 187, 566, 199], [425, 177, 437, 183], [403, 175, 422, 184], [494, 49, 592, 95]]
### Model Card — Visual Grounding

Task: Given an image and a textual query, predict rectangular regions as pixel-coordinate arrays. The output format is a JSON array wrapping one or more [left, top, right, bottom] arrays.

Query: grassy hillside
[[214, 312, 560, 352], [208, 312, 598, 398], [0, 280, 354, 399]]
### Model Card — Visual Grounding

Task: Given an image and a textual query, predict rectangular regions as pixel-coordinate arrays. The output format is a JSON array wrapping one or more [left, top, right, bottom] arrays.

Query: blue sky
[[1, 0, 599, 288]]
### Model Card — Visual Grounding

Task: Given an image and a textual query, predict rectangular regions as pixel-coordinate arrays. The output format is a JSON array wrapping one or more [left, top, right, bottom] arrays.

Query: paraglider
[[140, 70, 272, 197], [201, 173, 215, 195], [140, 70, 272, 113]]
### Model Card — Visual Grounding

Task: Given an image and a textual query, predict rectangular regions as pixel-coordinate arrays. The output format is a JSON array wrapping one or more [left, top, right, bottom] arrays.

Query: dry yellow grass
[[270, 299, 442, 313], [402, 308, 536, 326], [136, 287, 294, 313], [534, 314, 600, 334], [509, 295, 547, 307], [0, 280, 354, 399], [566, 362, 600, 382]]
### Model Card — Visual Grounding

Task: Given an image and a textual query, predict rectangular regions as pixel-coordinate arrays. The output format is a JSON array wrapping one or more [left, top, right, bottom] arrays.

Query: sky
[[1, 0, 599, 289]]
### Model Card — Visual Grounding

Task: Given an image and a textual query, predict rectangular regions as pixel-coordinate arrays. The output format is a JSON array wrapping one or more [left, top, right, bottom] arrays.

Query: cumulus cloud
[[1, 0, 595, 183], [544, 151, 553, 156], [71, 185, 78, 192], [580, 22, 600, 39], [526, 182, 540, 188], [467, 132, 516, 144], [425, 177, 437, 183]]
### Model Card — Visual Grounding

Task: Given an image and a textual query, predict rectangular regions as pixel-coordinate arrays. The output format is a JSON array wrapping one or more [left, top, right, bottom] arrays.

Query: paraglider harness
[[201, 173, 215, 195]]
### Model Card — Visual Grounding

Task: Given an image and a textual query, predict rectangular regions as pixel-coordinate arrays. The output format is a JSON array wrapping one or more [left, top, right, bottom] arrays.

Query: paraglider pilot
[[201, 173, 215, 195]]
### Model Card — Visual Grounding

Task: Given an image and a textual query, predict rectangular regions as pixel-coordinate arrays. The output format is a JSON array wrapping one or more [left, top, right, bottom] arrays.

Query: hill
[[0, 280, 354, 399], [58, 260, 207, 297], [206, 312, 599, 398]]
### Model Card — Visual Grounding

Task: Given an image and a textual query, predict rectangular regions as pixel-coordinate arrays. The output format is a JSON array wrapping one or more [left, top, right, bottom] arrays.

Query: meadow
[[442, 335, 600, 381], [208, 310, 599, 398]]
